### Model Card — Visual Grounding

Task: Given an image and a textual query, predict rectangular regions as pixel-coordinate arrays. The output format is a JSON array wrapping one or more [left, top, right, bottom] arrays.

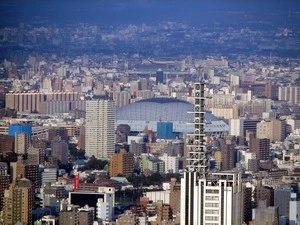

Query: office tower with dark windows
[[0, 162, 9, 212], [156, 69, 165, 85], [250, 137, 270, 161]]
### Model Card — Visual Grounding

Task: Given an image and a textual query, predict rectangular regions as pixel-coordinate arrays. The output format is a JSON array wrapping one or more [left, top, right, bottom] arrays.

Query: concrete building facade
[[85, 100, 116, 159]]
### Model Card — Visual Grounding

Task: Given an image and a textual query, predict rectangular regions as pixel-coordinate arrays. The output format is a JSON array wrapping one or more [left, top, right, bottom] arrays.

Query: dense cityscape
[[0, 1, 300, 225]]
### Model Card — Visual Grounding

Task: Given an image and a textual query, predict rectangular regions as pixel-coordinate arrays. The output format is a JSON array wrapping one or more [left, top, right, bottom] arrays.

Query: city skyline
[[0, 0, 300, 225]]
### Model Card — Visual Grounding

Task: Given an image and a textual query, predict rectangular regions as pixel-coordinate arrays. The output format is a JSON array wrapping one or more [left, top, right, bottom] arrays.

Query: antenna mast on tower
[[186, 66, 208, 179]]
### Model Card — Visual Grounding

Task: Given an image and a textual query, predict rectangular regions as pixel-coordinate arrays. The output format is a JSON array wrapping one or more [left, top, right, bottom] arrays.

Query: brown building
[[250, 138, 270, 161], [255, 182, 274, 207], [15, 156, 40, 190], [59, 202, 94, 225], [48, 127, 68, 142], [130, 141, 146, 156], [110, 148, 134, 177], [0, 161, 8, 175], [169, 178, 181, 214], [78, 126, 85, 150], [0, 162, 9, 212], [156, 200, 173, 222], [44, 183, 66, 200], [3, 178, 33, 225], [0, 135, 15, 154], [248, 158, 260, 173], [0, 174, 9, 211], [265, 83, 277, 100], [220, 136, 235, 171], [32, 137, 47, 149], [51, 137, 68, 164], [116, 213, 139, 225], [27, 147, 46, 165]]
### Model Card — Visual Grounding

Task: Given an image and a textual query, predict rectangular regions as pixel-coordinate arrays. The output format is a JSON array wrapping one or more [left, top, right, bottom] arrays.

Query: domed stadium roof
[[116, 98, 229, 134]]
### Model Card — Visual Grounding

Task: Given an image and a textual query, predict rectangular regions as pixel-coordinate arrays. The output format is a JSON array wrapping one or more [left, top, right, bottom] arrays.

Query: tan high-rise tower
[[110, 148, 134, 177], [3, 178, 33, 225]]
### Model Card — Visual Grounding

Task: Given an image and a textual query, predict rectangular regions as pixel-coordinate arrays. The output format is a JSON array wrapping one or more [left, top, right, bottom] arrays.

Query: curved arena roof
[[116, 98, 229, 134]]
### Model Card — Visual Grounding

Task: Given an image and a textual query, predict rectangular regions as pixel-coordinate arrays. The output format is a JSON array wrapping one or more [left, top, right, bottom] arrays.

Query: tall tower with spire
[[186, 69, 208, 178], [180, 70, 243, 225]]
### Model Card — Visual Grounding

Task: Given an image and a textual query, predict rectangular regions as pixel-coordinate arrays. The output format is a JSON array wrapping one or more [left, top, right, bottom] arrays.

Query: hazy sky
[[0, 0, 300, 28]]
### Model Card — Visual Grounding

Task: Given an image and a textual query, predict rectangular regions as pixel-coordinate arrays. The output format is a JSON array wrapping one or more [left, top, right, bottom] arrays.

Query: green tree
[[84, 156, 108, 170]]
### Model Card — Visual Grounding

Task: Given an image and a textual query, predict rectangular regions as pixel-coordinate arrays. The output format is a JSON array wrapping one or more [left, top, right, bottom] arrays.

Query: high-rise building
[[0, 162, 9, 212], [48, 127, 68, 142], [256, 119, 286, 142], [243, 186, 252, 224], [180, 75, 243, 225], [289, 193, 300, 225], [41, 167, 57, 185], [265, 83, 277, 100], [109, 148, 134, 177], [14, 132, 30, 154], [255, 183, 274, 207], [156, 69, 165, 85], [27, 147, 45, 165], [3, 178, 33, 225], [252, 200, 279, 225], [181, 171, 243, 225], [220, 136, 235, 171], [156, 200, 173, 222], [249, 137, 270, 161], [229, 119, 244, 136], [274, 189, 291, 218], [85, 100, 116, 159], [0, 174, 9, 212], [278, 85, 300, 105], [243, 119, 261, 136], [0, 134, 15, 153], [169, 178, 181, 215], [51, 137, 68, 164], [157, 122, 174, 139], [0, 161, 8, 175], [158, 154, 179, 173], [14, 156, 40, 190], [8, 124, 32, 137]]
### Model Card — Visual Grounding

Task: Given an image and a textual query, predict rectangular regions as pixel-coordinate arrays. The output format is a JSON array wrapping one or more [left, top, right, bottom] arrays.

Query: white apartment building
[[85, 100, 116, 159], [289, 193, 300, 225], [229, 119, 244, 136], [42, 167, 57, 185], [180, 172, 243, 225], [159, 153, 179, 173], [97, 187, 115, 222], [279, 86, 300, 105]]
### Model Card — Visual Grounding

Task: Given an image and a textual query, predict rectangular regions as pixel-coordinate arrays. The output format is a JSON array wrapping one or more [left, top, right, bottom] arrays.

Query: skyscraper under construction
[[180, 72, 243, 225]]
